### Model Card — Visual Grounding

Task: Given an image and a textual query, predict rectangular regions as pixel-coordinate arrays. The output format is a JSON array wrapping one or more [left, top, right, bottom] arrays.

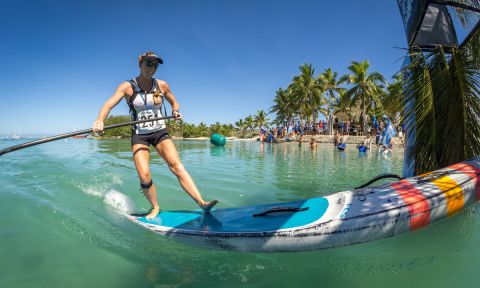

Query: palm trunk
[[362, 94, 367, 135], [327, 90, 333, 135]]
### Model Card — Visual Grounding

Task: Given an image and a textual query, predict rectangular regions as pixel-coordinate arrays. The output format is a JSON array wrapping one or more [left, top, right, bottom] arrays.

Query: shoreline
[[94, 135, 404, 147], [173, 135, 405, 147], [172, 136, 257, 141]]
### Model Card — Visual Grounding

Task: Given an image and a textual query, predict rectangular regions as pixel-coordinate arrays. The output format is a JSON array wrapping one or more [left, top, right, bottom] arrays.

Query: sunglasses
[[144, 61, 159, 68]]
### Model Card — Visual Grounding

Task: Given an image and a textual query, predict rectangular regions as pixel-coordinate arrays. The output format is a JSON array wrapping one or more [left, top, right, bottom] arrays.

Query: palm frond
[[400, 27, 480, 174], [401, 51, 437, 173]]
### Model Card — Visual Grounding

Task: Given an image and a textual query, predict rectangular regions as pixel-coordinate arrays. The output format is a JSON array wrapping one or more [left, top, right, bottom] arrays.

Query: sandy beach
[[173, 135, 405, 147]]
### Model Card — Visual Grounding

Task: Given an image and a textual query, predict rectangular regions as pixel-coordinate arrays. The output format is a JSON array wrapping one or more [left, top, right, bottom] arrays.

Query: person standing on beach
[[375, 127, 382, 148], [92, 51, 217, 219], [334, 131, 340, 146], [309, 137, 317, 150], [364, 134, 372, 150]]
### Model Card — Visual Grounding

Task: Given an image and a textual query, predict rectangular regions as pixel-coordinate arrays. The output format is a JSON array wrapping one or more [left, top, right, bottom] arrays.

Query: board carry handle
[[355, 173, 403, 189], [252, 207, 309, 217]]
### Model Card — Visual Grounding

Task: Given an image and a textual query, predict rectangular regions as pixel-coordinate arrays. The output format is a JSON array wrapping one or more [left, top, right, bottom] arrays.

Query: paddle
[[0, 115, 175, 156]]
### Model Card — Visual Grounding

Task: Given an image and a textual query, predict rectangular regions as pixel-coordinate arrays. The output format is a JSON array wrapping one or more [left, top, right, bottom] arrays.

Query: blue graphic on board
[[138, 197, 329, 232]]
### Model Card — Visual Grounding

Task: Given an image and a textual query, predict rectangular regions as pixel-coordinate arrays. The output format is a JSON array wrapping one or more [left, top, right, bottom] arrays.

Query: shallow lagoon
[[1, 139, 478, 287]]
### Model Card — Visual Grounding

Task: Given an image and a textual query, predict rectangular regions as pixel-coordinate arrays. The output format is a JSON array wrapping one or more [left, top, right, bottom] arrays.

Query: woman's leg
[[132, 144, 160, 219], [155, 139, 217, 211]]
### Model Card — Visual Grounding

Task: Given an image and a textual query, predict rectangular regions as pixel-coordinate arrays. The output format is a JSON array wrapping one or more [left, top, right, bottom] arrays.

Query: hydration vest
[[126, 78, 166, 134]]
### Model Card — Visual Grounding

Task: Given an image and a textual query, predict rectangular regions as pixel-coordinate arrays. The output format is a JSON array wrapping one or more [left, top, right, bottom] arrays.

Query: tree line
[[102, 59, 402, 139], [101, 116, 241, 138], [99, 28, 479, 178]]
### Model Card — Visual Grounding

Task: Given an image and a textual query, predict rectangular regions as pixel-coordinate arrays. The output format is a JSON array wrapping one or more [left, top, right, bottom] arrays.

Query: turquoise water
[[1, 139, 479, 288]]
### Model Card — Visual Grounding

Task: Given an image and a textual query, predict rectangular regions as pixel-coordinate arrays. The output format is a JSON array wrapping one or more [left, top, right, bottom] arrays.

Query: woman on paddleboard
[[92, 51, 217, 219]]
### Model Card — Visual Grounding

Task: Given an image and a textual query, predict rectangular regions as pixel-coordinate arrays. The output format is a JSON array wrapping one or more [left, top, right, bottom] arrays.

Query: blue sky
[[0, 0, 407, 136]]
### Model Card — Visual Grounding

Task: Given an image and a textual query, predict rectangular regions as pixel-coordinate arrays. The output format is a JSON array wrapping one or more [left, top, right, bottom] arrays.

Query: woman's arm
[[157, 80, 181, 118], [93, 82, 130, 132]]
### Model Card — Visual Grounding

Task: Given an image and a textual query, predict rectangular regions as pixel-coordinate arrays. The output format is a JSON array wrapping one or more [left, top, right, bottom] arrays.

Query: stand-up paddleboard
[[128, 157, 480, 252]]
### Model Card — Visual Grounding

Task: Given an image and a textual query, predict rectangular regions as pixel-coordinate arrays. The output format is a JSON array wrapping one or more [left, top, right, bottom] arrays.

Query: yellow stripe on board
[[433, 176, 464, 216]]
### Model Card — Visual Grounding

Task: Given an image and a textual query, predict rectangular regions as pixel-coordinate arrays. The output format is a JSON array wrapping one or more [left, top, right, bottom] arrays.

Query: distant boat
[[72, 135, 87, 139], [1, 134, 21, 140], [10, 131, 21, 140]]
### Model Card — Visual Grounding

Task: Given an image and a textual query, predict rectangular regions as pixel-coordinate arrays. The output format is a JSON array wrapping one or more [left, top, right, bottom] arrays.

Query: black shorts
[[131, 128, 170, 146]]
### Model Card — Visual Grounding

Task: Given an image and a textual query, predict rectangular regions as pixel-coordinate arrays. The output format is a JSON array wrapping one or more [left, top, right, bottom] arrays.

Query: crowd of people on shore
[[258, 120, 327, 143], [258, 117, 404, 153]]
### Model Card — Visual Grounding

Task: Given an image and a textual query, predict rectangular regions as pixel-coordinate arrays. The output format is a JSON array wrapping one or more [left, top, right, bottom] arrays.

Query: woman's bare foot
[[199, 200, 218, 212], [146, 206, 160, 220]]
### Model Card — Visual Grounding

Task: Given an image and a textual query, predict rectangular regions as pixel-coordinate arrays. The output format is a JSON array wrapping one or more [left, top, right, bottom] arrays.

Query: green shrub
[[103, 115, 132, 138]]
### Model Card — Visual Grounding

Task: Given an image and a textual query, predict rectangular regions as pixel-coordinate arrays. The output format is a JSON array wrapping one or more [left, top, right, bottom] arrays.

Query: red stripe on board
[[392, 180, 431, 231], [449, 163, 480, 200]]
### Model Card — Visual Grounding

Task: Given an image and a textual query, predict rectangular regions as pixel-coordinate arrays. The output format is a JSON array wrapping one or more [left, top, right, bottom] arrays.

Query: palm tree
[[318, 68, 346, 135], [182, 123, 196, 138], [209, 122, 222, 134], [381, 75, 403, 120], [254, 110, 270, 131], [399, 29, 480, 175], [178, 119, 185, 137], [341, 60, 386, 134], [235, 119, 246, 137], [270, 87, 295, 125], [166, 119, 180, 136], [332, 90, 352, 120], [289, 63, 324, 123], [197, 122, 209, 137], [221, 124, 235, 137], [244, 115, 254, 137]]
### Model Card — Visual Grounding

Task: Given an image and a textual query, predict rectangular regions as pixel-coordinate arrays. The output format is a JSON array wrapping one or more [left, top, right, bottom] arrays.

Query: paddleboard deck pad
[[128, 157, 480, 252]]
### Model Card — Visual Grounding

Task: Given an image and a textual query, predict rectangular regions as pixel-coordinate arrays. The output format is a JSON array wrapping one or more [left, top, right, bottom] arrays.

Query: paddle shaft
[[0, 115, 175, 156]]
